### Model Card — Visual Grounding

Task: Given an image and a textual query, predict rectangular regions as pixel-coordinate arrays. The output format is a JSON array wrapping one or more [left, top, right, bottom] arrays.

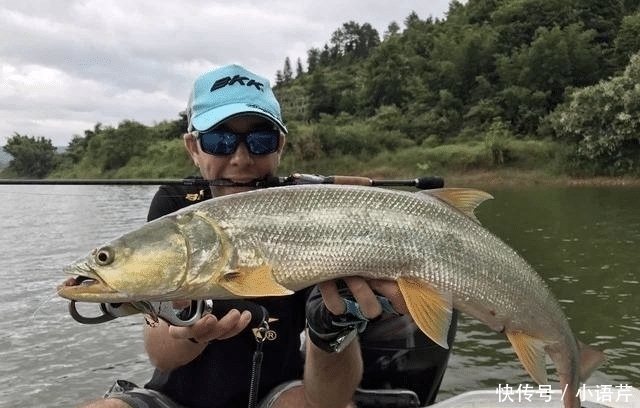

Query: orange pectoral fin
[[506, 331, 548, 385], [397, 276, 453, 349], [218, 265, 293, 297]]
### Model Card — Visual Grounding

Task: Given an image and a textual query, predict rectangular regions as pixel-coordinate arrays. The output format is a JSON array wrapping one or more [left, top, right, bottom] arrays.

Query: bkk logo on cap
[[210, 75, 264, 92]]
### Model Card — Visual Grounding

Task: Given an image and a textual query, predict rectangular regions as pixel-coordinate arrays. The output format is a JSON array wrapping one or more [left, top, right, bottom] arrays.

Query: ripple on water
[[2, 185, 640, 406]]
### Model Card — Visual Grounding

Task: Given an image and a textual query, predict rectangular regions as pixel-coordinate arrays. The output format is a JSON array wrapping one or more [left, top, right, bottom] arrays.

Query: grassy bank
[[441, 170, 640, 188], [4, 138, 639, 188]]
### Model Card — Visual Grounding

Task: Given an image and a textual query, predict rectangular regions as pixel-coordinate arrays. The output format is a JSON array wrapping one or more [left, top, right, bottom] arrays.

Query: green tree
[[64, 135, 88, 164], [3, 133, 58, 178], [330, 21, 380, 60], [614, 12, 640, 68], [484, 118, 515, 165], [383, 21, 400, 39], [85, 120, 151, 172], [491, 0, 577, 53], [404, 11, 422, 28], [307, 48, 320, 72], [575, 0, 624, 46], [624, 0, 640, 11], [363, 35, 413, 110], [548, 53, 640, 175], [275, 70, 284, 86], [283, 57, 293, 82], [493, 86, 548, 135], [429, 24, 498, 104], [319, 44, 332, 66], [458, 0, 500, 25], [307, 69, 337, 119], [149, 117, 185, 140], [295, 58, 304, 77], [497, 24, 601, 109], [330, 67, 362, 115]]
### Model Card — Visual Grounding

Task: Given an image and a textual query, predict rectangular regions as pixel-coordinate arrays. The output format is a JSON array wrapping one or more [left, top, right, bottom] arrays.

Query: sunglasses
[[196, 127, 280, 156]]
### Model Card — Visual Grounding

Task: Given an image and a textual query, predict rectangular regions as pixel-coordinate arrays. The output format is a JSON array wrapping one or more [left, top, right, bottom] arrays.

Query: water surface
[[0, 184, 637, 406]]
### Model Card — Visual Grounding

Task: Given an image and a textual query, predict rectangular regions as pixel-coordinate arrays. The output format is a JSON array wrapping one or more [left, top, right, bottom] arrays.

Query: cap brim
[[191, 103, 288, 134]]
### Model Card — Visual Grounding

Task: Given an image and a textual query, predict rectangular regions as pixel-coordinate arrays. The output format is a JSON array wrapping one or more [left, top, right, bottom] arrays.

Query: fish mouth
[[57, 263, 120, 302]]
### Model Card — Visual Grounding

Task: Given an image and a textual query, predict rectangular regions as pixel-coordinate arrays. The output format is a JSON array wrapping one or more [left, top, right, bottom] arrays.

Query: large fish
[[58, 185, 604, 408]]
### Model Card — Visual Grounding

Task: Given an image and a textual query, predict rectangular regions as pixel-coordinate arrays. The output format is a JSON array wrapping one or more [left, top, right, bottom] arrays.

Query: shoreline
[[441, 170, 640, 188], [2, 169, 640, 188]]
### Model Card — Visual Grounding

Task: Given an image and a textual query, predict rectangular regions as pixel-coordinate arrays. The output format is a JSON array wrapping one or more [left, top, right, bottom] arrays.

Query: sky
[[0, 1, 452, 147]]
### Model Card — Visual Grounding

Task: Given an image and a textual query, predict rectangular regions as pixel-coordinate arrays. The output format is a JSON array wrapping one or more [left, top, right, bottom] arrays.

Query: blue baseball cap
[[187, 64, 287, 134]]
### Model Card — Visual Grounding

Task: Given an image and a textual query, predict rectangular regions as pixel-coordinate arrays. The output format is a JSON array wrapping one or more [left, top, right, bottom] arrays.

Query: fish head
[[58, 211, 223, 302]]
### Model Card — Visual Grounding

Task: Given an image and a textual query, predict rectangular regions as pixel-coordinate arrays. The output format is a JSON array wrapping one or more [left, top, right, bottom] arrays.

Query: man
[[78, 64, 412, 408]]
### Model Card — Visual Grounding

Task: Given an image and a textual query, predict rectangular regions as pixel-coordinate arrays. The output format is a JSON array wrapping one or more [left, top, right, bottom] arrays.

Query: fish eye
[[95, 246, 114, 266]]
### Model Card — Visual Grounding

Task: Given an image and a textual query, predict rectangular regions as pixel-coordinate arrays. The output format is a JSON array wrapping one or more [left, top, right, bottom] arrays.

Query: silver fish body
[[59, 185, 604, 408]]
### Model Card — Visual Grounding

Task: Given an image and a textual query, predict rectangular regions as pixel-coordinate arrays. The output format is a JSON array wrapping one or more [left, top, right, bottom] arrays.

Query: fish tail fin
[[577, 341, 606, 381]]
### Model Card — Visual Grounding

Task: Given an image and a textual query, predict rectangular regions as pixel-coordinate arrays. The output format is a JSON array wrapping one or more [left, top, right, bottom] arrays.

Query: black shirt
[[143, 179, 308, 408]]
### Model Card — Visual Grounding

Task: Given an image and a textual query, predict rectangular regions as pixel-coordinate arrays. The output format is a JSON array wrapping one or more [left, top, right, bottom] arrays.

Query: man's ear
[[183, 133, 200, 166], [277, 133, 286, 154], [276, 133, 286, 165]]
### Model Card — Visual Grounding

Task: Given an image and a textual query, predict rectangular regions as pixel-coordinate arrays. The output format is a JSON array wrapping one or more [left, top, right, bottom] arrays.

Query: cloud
[[0, 0, 450, 146]]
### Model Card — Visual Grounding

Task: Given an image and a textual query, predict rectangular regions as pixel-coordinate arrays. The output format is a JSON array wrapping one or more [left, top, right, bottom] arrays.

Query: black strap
[[247, 306, 270, 408]]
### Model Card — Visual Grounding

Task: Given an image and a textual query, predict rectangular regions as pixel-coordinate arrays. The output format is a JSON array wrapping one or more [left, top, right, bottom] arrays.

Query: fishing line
[[0, 190, 138, 199], [30, 292, 68, 321]]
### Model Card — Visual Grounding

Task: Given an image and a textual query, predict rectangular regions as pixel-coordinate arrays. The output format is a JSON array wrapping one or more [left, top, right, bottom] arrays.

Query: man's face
[[186, 115, 285, 197]]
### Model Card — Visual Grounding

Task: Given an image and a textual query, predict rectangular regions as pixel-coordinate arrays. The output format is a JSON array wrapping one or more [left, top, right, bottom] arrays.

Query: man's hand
[[167, 309, 252, 344], [318, 277, 409, 318]]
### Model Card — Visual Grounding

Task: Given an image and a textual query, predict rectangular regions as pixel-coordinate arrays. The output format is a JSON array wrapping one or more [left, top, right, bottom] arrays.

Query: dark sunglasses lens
[[245, 130, 279, 155], [199, 130, 238, 155]]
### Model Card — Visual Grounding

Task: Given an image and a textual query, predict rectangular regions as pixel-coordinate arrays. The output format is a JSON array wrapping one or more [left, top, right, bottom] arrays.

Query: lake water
[[0, 184, 638, 407]]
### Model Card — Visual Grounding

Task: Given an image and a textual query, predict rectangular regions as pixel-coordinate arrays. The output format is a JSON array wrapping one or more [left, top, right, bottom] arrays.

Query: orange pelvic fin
[[506, 331, 548, 385], [397, 276, 453, 349]]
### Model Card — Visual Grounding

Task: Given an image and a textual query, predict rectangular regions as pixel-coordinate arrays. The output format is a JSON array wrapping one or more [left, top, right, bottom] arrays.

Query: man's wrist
[[307, 323, 358, 353], [305, 282, 400, 353], [306, 300, 368, 353]]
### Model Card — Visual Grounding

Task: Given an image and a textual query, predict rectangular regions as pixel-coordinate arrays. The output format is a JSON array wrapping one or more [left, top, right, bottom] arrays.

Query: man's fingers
[[344, 277, 381, 319], [216, 310, 252, 340], [318, 281, 346, 315], [368, 280, 409, 315], [319, 278, 407, 319], [168, 310, 253, 343]]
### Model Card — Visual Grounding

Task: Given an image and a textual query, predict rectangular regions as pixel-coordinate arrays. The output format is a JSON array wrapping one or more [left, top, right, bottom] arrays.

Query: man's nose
[[229, 141, 254, 165]]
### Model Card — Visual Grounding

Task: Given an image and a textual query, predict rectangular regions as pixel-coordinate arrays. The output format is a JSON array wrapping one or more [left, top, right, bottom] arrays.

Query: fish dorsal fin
[[506, 331, 548, 384], [397, 276, 453, 349], [218, 265, 293, 297], [419, 188, 493, 224]]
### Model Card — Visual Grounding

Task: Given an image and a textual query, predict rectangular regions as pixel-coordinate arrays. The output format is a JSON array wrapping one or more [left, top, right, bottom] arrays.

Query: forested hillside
[[3, 0, 640, 179]]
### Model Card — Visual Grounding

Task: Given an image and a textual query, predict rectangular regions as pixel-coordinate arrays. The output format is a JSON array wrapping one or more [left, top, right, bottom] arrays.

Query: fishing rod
[[62, 172, 443, 328], [0, 173, 445, 189]]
